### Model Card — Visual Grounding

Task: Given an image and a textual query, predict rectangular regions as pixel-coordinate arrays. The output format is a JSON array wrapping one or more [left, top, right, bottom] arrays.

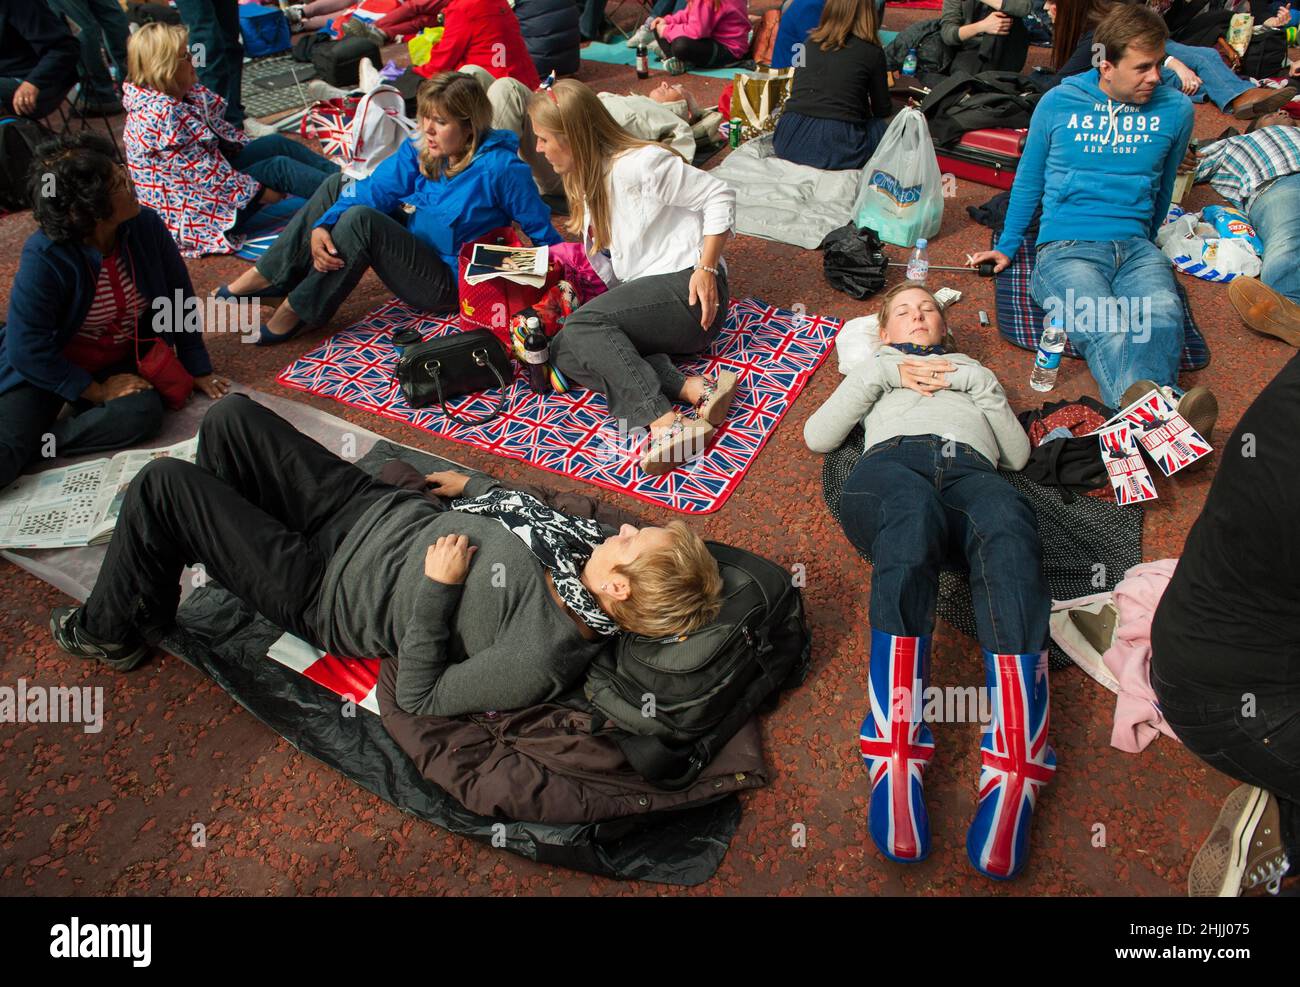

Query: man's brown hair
[[1093, 3, 1168, 67]]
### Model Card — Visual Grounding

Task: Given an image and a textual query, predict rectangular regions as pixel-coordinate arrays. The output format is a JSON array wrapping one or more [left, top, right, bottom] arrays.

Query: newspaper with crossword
[[0, 437, 199, 549]]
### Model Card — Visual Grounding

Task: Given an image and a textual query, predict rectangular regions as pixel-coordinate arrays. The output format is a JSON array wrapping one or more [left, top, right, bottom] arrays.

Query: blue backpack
[[238, 3, 291, 58]]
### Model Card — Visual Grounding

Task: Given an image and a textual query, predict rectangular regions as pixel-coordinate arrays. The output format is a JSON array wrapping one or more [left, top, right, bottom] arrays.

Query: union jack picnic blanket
[[276, 297, 841, 514]]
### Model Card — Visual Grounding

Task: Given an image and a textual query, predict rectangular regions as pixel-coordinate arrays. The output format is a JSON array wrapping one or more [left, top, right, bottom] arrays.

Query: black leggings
[[654, 31, 734, 69]]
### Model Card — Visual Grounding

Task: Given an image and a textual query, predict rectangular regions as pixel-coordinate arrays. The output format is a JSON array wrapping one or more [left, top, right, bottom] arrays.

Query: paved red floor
[[2, 7, 1296, 896]]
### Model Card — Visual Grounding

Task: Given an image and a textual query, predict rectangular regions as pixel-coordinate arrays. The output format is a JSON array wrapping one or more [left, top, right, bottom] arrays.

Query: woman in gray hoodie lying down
[[804, 283, 1055, 882], [48, 394, 723, 718]]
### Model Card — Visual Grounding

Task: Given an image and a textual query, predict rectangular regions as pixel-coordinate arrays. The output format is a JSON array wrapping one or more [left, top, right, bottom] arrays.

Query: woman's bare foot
[[263, 301, 302, 338], [679, 376, 709, 406], [648, 408, 679, 441], [218, 268, 273, 297]]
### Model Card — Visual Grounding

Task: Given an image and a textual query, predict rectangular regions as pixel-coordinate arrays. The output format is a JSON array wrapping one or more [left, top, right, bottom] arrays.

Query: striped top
[[1195, 125, 1300, 211], [62, 249, 145, 374]]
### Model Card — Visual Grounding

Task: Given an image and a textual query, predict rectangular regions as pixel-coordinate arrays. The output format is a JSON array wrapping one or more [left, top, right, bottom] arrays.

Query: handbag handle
[[426, 347, 509, 426]]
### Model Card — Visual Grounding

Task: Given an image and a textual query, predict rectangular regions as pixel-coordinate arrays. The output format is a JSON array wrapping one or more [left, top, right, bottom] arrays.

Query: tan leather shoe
[[1227, 86, 1298, 120], [1229, 276, 1300, 347]]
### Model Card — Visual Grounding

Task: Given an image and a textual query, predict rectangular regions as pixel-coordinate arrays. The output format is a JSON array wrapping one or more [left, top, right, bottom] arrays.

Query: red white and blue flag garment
[[967, 650, 1056, 880], [122, 82, 259, 258], [859, 630, 935, 862]]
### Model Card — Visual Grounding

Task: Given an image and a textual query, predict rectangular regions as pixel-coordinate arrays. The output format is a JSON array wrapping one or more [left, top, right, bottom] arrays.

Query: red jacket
[[414, 0, 541, 87]]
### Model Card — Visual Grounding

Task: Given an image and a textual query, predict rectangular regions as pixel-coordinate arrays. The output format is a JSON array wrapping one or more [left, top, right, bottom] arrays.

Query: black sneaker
[[50, 606, 149, 672]]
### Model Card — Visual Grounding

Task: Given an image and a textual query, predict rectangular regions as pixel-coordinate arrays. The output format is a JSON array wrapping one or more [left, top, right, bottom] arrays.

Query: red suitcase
[[935, 128, 1028, 190]]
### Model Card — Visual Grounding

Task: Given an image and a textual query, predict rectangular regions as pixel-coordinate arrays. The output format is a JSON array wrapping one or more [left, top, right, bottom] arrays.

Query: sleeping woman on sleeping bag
[[49, 395, 725, 719], [803, 283, 1054, 882]]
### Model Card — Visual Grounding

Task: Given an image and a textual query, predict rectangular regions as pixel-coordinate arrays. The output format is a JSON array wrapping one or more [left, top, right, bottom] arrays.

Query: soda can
[[729, 116, 742, 148]]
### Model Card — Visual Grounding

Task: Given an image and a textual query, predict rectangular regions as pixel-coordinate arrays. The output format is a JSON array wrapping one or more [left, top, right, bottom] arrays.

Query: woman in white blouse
[[528, 80, 739, 475]]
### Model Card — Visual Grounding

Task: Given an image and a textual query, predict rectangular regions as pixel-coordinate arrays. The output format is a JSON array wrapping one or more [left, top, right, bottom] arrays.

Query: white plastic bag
[[1156, 207, 1261, 282], [852, 106, 943, 248]]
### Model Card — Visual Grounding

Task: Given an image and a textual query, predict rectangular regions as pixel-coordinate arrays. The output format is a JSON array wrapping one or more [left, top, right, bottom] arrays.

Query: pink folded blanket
[[1104, 559, 1182, 753]]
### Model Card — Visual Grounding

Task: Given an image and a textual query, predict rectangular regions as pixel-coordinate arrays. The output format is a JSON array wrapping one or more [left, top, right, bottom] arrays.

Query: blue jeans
[[838, 435, 1051, 654], [173, 0, 244, 127], [231, 134, 339, 200], [46, 0, 131, 104], [1161, 41, 1251, 111], [1248, 172, 1300, 305], [0, 381, 165, 490], [1031, 238, 1184, 408]]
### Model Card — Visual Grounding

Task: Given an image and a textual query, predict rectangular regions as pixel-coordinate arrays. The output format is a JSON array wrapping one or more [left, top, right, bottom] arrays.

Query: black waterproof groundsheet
[[161, 441, 743, 886]]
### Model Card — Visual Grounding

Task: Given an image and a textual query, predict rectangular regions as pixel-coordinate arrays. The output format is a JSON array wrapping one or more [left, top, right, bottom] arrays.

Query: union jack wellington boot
[[967, 650, 1057, 880], [859, 630, 935, 863]]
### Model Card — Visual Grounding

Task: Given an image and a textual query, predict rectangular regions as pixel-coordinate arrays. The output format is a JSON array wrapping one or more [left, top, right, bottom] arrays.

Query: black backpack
[[311, 37, 383, 87], [921, 71, 1042, 147], [1239, 28, 1288, 79], [0, 117, 52, 213], [583, 542, 811, 790]]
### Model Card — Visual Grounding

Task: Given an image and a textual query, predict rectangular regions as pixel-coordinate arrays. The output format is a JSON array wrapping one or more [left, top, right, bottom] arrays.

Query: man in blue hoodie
[[970, 4, 1214, 427]]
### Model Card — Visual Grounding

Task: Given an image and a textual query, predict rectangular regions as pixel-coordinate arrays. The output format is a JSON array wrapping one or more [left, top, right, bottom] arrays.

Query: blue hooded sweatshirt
[[314, 128, 561, 272], [994, 69, 1193, 261]]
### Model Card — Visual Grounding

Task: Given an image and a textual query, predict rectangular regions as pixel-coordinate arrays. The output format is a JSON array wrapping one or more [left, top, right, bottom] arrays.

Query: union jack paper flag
[[276, 297, 842, 514], [266, 633, 381, 715], [1116, 389, 1212, 476], [1096, 421, 1158, 506]]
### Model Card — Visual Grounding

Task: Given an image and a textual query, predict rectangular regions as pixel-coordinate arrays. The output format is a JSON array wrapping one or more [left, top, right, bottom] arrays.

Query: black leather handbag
[[395, 329, 512, 425]]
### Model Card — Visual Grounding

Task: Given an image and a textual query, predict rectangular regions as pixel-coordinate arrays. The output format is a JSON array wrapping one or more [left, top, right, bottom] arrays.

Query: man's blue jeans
[[1162, 41, 1251, 111], [1031, 238, 1184, 408], [1249, 171, 1300, 305], [838, 435, 1051, 654], [231, 135, 339, 200]]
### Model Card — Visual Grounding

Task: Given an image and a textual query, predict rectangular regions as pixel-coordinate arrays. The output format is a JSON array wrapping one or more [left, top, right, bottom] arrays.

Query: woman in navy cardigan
[[0, 132, 225, 490]]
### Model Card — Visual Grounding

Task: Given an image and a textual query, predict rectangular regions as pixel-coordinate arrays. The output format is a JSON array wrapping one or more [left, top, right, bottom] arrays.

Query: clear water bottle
[[522, 315, 551, 395], [1030, 319, 1067, 392], [902, 48, 919, 76], [905, 238, 929, 284]]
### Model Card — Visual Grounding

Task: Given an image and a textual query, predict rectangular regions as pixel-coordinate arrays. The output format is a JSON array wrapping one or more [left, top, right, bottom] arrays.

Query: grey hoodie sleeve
[[461, 474, 501, 499], [804, 361, 887, 453], [394, 579, 464, 716], [959, 365, 1032, 471]]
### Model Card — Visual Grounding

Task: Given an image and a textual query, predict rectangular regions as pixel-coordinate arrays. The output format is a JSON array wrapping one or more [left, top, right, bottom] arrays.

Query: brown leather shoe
[[1227, 86, 1298, 120], [1177, 386, 1218, 444], [1228, 276, 1300, 347]]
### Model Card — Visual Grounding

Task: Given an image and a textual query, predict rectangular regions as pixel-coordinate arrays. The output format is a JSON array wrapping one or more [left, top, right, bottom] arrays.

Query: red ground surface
[[1, 5, 1295, 897]]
